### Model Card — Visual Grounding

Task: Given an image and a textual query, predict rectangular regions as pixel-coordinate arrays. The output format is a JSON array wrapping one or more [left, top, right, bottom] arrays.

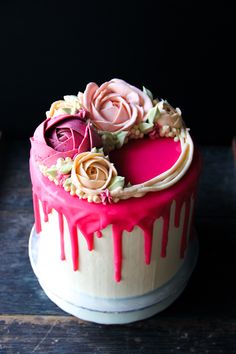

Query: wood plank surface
[[0, 315, 235, 354], [0, 140, 235, 353]]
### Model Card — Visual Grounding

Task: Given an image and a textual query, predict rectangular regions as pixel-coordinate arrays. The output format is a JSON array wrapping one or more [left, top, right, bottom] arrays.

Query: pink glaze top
[[30, 137, 201, 282], [110, 137, 182, 184]]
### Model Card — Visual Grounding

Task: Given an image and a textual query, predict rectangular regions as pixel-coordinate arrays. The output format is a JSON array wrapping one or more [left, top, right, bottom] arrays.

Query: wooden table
[[0, 140, 235, 353]]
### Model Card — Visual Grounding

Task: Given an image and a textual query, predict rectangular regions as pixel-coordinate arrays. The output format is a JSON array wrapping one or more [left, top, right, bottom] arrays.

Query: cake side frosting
[[35, 199, 195, 298]]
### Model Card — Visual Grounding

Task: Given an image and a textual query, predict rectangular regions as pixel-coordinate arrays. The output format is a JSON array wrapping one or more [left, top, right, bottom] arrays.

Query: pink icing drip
[[96, 230, 103, 238], [161, 209, 170, 257], [42, 201, 49, 222], [58, 212, 65, 260], [33, 193, 41, 234], [189, 190, 197, 241], [82, 232, 94, 251], [140, 220, 154, 264], [112, 226, 123, 282], [174, 200, 182, 228], [67, 221, 79, 271], [180, 198, 191, 258]]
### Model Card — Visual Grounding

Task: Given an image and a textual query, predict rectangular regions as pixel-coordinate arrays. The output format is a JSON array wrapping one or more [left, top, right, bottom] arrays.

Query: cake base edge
[[29, 226, 198, 324]]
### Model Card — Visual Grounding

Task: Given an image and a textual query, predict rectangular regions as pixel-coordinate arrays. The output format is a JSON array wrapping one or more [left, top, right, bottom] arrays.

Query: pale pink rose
[[81, 79, 153, 133]]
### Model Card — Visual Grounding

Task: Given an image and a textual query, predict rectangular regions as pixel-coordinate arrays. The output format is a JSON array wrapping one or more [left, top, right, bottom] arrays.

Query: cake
[[29, 79, 201, 324]]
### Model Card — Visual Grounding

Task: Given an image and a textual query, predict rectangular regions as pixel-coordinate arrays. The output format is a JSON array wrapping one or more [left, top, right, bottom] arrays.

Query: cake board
[[29, 226, 198, 324]]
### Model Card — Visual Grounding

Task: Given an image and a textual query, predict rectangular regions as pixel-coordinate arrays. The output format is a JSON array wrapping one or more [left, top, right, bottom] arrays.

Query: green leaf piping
[[143, 86, 153, 101], [115, 131, 128, 149], [139, 122, 155, 133], [46, 165, 57, 178], [59, 161, 73, 174], [108, 176, 125, 191], [145, 104, 160, 125]]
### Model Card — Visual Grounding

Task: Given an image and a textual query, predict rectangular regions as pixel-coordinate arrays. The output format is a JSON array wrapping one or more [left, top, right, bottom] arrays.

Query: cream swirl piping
[[110, 129, 193, 201], [38, 129, 193, 203]]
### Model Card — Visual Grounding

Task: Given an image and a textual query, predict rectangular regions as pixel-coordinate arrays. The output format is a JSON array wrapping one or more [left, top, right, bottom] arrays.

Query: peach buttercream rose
[[46, 96, 82, 118], [79, 79, 153, 133], [71, 151, 117, 195], [156, 101, 183, 129]]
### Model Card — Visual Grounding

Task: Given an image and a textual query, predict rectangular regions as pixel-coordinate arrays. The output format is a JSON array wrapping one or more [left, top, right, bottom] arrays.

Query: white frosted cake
[[29, 79, 201, 323]]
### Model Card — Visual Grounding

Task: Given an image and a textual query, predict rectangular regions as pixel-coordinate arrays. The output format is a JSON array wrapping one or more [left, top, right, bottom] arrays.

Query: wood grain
[[0, 315, 236, 354]]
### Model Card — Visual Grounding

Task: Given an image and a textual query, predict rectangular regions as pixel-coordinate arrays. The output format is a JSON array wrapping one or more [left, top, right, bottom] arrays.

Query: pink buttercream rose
[[80, 79, 153, 133], [30, 113, 102, 167]]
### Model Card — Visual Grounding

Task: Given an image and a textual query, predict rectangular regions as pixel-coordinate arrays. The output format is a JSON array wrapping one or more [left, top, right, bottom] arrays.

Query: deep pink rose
[[30, 113, 102, 167], [80, 79, 153, 133]]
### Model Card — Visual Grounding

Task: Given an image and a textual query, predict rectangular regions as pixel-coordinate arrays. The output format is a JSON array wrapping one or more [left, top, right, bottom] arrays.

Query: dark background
[[0, 1, 235, 144]]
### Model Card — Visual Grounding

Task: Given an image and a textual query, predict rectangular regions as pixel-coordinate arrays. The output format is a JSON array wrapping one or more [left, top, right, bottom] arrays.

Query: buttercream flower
[[79, 79, 153, 133], [100, 189, 113, 204], [31, 114, 102, 167], [71, 152, 117, 195], [46, 95, 82, 118], [156, 100, 183, 129]]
